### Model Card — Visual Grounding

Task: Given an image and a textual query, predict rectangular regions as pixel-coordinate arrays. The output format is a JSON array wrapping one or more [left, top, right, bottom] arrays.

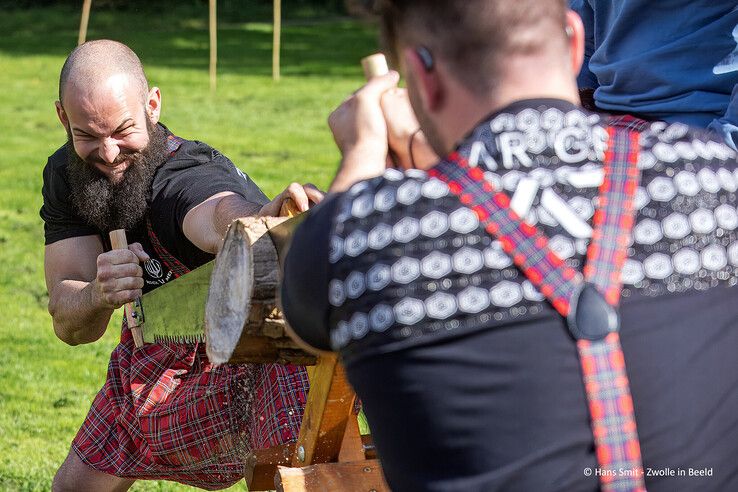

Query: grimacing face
[[57, 73, 156, 184]]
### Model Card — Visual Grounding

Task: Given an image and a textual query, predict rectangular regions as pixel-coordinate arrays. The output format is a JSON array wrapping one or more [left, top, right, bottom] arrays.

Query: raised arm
[[45, 234, 149, 345]]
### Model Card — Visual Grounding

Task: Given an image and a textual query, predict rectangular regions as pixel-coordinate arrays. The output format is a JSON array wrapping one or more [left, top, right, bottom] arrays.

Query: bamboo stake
[[209, 0, 217, 92], [78, 0, 92, 45], [273, 0, 282, 81]]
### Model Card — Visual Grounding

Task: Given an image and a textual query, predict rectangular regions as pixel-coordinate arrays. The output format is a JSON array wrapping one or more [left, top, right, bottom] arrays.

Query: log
[[205, 216, 316, 365]]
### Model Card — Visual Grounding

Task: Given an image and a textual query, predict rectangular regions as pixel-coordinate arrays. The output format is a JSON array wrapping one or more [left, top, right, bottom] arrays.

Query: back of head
[[59, 39, 149, 106], [371, 0, 569, 95]]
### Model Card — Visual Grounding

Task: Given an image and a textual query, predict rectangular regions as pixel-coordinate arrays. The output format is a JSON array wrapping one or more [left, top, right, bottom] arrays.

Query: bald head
[[59, 40, 149, 106]]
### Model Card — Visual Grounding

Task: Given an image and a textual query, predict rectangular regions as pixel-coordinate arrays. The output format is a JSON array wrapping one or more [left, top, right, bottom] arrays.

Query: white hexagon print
[[489, 281, 523, 308], [394, 298, 425, 325]]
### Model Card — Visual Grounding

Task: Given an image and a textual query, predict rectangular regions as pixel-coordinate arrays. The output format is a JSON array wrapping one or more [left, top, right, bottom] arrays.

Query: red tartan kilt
[[72, 323, 309, 489]]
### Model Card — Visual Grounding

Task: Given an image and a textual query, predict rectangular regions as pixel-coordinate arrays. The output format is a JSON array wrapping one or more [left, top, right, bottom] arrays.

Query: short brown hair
[[369, 0, 568, 95]]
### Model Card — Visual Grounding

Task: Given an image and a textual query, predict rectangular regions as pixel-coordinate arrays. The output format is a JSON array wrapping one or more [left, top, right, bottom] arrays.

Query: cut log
[[205, 216, 316, 365]]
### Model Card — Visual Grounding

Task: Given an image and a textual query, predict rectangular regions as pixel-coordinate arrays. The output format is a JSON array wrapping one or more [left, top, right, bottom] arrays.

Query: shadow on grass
[[0, 5, 380, 78]]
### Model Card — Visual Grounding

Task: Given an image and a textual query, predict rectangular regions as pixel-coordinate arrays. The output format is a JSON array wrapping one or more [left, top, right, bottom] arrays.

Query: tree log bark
[[205, 217, 317, 365]]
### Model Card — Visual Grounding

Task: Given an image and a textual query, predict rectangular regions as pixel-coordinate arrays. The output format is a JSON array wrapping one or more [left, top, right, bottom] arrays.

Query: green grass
[[0, 5, 377, 490]]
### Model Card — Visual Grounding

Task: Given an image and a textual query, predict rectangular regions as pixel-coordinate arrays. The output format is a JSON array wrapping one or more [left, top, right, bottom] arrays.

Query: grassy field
[[0, 4, 377, 490]]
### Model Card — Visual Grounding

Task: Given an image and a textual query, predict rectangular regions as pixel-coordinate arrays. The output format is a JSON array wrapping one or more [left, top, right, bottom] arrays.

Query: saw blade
[[141, 260, 214, 344]]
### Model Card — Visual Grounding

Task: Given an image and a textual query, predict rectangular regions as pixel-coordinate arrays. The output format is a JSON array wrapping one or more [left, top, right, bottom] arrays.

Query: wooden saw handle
[[361, 53, 389, 79], [109, 229, 145, 348]]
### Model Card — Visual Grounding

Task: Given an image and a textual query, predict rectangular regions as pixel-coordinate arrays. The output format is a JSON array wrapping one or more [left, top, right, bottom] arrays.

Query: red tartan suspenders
[[429, 126, 647, 492]]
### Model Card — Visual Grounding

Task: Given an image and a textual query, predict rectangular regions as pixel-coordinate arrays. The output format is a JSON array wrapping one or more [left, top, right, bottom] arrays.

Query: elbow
[[47, 298, 86, 346], [50, 315, 80, 346]]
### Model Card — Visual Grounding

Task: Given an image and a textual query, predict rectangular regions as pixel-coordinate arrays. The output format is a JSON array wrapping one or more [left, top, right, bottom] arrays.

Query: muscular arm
[[183, 186, 324, 254], [182, 192, 262, 254], [45, 235, 146, 346]]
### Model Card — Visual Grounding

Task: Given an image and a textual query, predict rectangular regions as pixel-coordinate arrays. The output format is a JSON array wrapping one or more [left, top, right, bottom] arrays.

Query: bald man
[[43, 40, 321, 491]]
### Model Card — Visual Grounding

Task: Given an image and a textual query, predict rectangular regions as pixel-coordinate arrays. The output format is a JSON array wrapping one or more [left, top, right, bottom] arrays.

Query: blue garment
[[572, 0, 738, 148]]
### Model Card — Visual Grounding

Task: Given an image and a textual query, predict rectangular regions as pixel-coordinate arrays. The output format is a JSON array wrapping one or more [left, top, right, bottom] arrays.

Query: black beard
[[66, 122, 168, 232]]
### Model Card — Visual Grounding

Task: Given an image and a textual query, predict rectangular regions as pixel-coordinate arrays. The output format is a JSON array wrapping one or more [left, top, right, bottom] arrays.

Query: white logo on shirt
[[144, 259, 164, 279]]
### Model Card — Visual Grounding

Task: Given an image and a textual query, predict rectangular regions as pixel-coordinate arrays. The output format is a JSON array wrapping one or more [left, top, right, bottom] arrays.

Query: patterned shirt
[[282, 99, 738, 491]]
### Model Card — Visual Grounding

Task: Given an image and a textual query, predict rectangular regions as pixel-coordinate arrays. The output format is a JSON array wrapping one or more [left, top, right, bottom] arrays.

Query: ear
[[565, 10, 586, 76], [146, 87, 162, 125], [55, 100, 70, 131], [402, 47, 443, 113]]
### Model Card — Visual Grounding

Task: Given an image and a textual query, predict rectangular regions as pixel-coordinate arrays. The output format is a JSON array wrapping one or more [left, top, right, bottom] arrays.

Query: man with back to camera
[[43, 40, 323, 491], [280, 1, 738, 490]]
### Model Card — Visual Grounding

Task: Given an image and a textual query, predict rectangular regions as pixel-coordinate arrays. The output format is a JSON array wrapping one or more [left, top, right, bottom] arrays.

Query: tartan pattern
[[166, 134, 185, 156], [579, 334, 644, 491], [606, 114, 652, 133], [429, 155, 582, 317], [146, 218, 190, 278], [579, 127, 645, 491], [72, 164, 309, 488], [250, 364, 310, 448], [431, 126, 646, 491], [585, 128, 641, 305]]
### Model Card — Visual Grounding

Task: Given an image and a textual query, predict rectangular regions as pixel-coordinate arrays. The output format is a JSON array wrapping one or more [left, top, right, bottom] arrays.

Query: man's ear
[[402, 47, 443, 113], [55, 100, 70, 131], [146, 87, 161, 125], [566, 9, 586, 76]]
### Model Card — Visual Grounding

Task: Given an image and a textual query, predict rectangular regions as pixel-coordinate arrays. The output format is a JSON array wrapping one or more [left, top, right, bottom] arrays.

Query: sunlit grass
[[0, 5, 377, 490]]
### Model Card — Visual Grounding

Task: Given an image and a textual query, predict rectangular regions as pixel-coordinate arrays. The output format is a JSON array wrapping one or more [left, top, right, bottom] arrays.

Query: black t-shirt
[[40, 127, 269, 292], [282, 100, 738, 491]]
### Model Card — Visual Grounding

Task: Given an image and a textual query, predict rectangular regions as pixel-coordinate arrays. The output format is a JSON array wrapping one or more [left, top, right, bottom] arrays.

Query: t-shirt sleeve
[[39, 147, 99, 245], [281, 194, 342, 352], [163, 143, 271, 230]]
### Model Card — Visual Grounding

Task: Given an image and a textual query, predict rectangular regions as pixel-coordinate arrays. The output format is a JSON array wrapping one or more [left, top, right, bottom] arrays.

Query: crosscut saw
[[113, 199, 304, 346]]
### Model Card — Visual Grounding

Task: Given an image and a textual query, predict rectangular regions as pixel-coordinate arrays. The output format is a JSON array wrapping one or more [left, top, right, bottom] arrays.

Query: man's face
[[57, 74, 168, 232], [65, 115, 167, 233], [59, 74, 153, 185]]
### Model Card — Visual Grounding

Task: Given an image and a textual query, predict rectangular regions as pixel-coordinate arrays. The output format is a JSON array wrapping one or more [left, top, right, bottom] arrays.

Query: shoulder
[[41, 144, 74, 204], [639, 121, 737, 162], [160, 138, 232, 171], [151, 136, 267, 205], [329, 168, 454, 240], [42, 144, 70, 184]]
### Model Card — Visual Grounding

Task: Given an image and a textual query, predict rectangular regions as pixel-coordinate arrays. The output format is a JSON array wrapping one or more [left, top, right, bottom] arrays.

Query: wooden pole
[[273, 0, 282, 81], [78, 0, 92, 45], [209, 0, 217, 92]]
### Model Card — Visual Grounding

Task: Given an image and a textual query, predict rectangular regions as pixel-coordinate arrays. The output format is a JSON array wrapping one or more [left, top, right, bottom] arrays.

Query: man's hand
[[328, 71, 401, 192], [380, 88, 440, 170], [258, 183, 325, 217], [91, 243, 149, 310]]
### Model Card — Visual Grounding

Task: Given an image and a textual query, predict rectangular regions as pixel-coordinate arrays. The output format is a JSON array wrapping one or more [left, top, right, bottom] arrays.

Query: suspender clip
[[566, 283, 619, 341]]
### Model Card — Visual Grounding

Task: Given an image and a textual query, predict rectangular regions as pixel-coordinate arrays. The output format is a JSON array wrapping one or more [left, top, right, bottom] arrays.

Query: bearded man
[[43, 40, 322, 491]]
